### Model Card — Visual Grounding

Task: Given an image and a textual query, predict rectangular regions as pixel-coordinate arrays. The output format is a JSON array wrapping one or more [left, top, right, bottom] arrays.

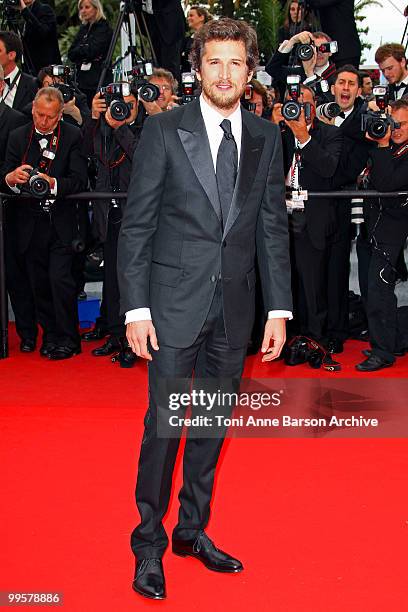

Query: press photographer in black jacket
[[81, 83, 141, 364], [355, 99, 408, 371], [17, 0, 61, 75], [68, 0, 113, 107]]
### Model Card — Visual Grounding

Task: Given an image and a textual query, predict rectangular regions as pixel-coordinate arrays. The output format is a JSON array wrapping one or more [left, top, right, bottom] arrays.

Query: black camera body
[[297, 40, 338, 62], [241, 83, 256, 112], [282, 75, 312, 121], [49, 66, 75, 103], [129, 60, 160, 103], [53, 82, 75, 103], [361, 86, 400, 139], [100, 82, 133, 121], [22, 168, 50, 198], [181, 72, 198, 105]]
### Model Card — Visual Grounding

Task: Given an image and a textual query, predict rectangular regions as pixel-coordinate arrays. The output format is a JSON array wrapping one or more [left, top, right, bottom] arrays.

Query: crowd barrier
[[1, 189, 408, 359]]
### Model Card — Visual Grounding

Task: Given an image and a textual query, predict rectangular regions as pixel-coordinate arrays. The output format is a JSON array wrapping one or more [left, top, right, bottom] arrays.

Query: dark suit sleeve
[[55, 130, 88, 197], [2, 131, 25, 192], [265, 50, 290, 83], [117, 117, 167, 313], [114, 125, 139, 159], [368, 147, 408, 192], [256, 125, 293, 313], [300, 126, 343, 178], [308, 0, 339, 7], [21, 4, 57, 38]]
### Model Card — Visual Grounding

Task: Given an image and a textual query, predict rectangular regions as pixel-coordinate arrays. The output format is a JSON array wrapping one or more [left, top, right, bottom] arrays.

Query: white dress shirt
[[1, 65, 20, 108], [334, 107, 353, 127], [126, 94, 292, 323], [394, 76, 408, 100]]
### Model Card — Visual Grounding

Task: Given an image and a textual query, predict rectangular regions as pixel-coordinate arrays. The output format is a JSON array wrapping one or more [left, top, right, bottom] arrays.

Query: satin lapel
[[223, 117, 265, 239], [177, 102, 221, 222]]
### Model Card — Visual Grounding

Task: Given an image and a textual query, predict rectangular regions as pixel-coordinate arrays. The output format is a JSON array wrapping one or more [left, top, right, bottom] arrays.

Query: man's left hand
[[38, 173, 56, 190], [284, 108, 309, 143], [261, 318, 287, 362], [19, 0, 27, 10], [366, 124, 392, 148], [105, 108, 127, 129]]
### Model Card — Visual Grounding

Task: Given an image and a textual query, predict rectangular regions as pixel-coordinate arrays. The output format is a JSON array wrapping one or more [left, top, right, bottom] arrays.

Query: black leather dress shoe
[[132, 558, 166, 600], [48, 346, 81, 361], [40, 343, 57, 357], [20, 339, 36, 353], [91, 337, 121, 356], [81, 328, 107, 342], [355, 354, 394, 372], [172, 531, 243, 573], [327, 338, 344, 354]]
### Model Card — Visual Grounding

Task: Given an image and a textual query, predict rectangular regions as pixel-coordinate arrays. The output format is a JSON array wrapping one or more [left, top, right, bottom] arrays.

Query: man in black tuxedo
[[307, 0, 361, 69], [140, 0, 185, 82], [0, 65, 37, 352], [17, 0, 61, 75], [3, 87, 88, 359], [118, 18, 292, 600], [375, 44, 408, 101], [355, 99, 408, 370], [272, 84, 342, 345], [0, 30, 38, 113]]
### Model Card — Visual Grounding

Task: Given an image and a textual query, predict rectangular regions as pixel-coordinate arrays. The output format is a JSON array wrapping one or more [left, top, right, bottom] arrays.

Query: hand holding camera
[[92, 92, 107, 120], [104, 106, 128, 130], [362, 86, 399, 143], [6, 164, 33, 187], [6, 164, 53, 197]]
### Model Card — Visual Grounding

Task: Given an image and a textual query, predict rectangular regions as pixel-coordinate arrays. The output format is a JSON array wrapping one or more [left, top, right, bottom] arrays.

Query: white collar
[[5, 65, 19, 82], [199, 94, 242, 133], [315, 62, 330, 77]]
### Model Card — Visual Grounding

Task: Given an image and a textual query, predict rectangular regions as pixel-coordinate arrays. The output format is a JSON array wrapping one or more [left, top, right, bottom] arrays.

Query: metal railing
[[1, 189, 408, 359]]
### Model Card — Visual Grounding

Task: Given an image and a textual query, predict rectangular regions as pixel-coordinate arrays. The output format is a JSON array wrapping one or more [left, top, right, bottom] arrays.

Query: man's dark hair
[[375, 43, 406, 65], [0, 31, 23, 64], [334, 64, 362, 87], [190, 18, 259, 73], [250, 78, 268, 108], [391, 98, 408, 111]]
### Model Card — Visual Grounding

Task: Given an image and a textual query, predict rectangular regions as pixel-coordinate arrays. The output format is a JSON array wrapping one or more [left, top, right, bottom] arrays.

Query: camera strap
[[392, 142, 408, 159], [22, 122, 61, 175], [1, 70, 21, 104]]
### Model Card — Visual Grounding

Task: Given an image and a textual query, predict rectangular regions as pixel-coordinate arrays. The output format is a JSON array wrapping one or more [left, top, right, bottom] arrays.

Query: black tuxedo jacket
[[2, 121, 88, 250], [118, 99, 292, 349], [307, 0, 361, 66], [21, 0, 61, 74], [282, 119, 343, 249], [12, 72, 38, 114], [388, 82, 408, 101], [0, 103, 28, 171]]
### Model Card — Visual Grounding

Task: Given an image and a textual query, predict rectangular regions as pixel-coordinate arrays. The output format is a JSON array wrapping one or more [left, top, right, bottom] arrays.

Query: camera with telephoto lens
[[22, 168, 50, 198], [181, 72, 198, 105], [316, 101, 341, 120], [129, 60, 160, 103], [297, 40, 338, 62], [361, 86, 400, 139], [100, 82, 133, 121], [282, 75, 312, 121]]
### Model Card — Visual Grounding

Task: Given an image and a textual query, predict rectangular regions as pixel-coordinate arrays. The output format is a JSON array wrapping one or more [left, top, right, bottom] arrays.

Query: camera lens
[[297, 44, 314, 62], [316, 102, 341, 119], [110, 99, 130, 121], [138, 83, 160, 103], [368, 118, 388, 139], [29, 175, 50, 198], [282, 100, 301, 121]]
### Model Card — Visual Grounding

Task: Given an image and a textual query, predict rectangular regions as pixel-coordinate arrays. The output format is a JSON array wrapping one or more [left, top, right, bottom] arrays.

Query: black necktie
[[216, 119, 238, 228], [4, 77, 11, 88], [338, 111, 346, 119]]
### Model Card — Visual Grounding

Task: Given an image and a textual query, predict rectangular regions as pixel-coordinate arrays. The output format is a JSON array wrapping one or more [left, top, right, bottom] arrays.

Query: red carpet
[[1, 326, 408, 611]]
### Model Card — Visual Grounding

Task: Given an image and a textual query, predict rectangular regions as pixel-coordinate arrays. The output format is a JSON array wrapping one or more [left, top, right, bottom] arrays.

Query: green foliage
[[354, 0, 382, 62]]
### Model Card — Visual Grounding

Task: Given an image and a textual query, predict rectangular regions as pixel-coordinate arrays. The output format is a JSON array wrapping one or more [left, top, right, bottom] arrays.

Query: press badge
[[43, 150, 55, 160], [80, 63, 92, 71]]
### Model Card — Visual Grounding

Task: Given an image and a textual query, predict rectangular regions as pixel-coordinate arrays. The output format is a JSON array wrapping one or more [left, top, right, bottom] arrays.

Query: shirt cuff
[[298, 137, 311, 148], [50, 178, 57, 196], [278, 41, 293, 53], [125, 308, 152, 324], [5, 177, 21, 194], [268, 310, 293, 321], [303, 75, 318, 85]]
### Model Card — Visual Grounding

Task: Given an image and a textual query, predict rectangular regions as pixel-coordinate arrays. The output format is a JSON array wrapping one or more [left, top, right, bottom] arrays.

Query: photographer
[[266, 30, 337, 104], [67, 0, 113, 107], [36, 65, 90, 127], [16, 0, 61, 75], [375, 44, 408, 101], [355, 99, 408, 371], [272, 83, 342, 346], [80, 83, 141, 364], [144, 67, 179, 115], [242, 79, 269, 118], [2, 87, 88, 360], [0, 30, 38, 113]]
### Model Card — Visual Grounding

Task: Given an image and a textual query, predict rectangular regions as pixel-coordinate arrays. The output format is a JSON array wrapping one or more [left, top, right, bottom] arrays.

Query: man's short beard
[[201, 80, 244, 110]]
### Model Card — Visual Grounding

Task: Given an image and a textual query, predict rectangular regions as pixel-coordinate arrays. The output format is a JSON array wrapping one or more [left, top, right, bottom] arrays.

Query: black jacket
[[68, 19, 113, 92], [2, 121, 88, 250], [282, 119, 343, 249], [9, 72, 38, 114], [0, 103, 28, 171], [82, 116, 141, 242], [21, 0, 61, 75], [118, 100, 292, 349]]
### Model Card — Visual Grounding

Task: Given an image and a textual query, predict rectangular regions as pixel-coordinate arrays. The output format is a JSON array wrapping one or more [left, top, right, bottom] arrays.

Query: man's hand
[[261, 318, 287, 362], [366, 124, 392, 148], [271, 102, 284, 125], [63, 97, 83, 125], [318, 114, 335, 126], [284, 107, 310, 143], [105, 107, 127, 129], [37, 173, 56, 190], [302, 46, 317, 78], [287, 30, 313, 51], [6, 164, 32, 187], [126, 320, 159, 361], [19, 0, 27, 10], [141, 99, 163, 116], [91, 92, 107, 120]]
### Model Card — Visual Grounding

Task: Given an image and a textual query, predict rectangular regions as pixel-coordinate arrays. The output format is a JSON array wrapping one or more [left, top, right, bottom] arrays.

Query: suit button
[[222, 240, 227, 248], [210, 275, 217, 283]]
